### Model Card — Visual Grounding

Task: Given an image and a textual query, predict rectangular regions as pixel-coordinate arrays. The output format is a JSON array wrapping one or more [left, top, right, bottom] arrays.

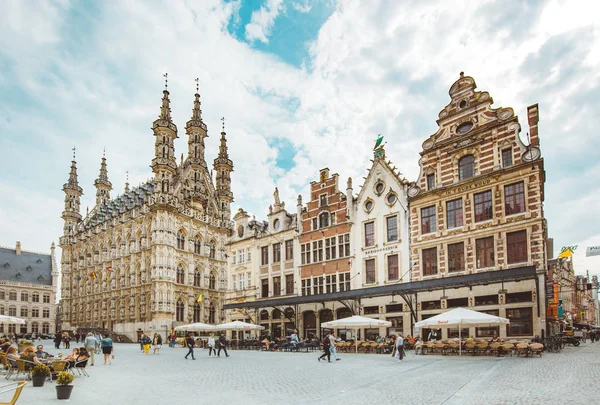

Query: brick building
[[407, 73, 547, 338]]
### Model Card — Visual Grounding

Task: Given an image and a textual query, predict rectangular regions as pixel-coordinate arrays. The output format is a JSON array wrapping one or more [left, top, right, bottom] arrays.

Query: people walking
[[396, 334, 405, 362], [329, 333, 341, 361], [184, 333, 196, 360], [318, 333, 331, 363], [217, 333, 229, 357], [142, 334, 152, 354], [54, 333, 62, 349], [152, 333, 162, 355], [84, 332, 98, 366], [100, 334, 113, 365], [208, 333, 216, 357]]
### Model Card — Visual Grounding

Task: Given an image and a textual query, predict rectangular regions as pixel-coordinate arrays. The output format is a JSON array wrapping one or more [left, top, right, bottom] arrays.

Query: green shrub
[[56, 371, 74, 386], [31, 364, 51, 377]]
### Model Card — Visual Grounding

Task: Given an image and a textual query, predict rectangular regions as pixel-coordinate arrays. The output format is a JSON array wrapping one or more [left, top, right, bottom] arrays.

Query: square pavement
[[5, 340, 599, 404]]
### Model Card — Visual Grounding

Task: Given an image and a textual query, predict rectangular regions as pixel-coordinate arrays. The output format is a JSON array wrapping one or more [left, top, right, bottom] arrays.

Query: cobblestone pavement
[[7, 340, 599, 404]]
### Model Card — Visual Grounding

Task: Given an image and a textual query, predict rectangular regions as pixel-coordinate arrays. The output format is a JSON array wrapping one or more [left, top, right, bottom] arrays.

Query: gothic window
[[209, 240, 216, 259], [209, 272, 217, 290], [209, 304, 216, 324], [176, 267, 185, 284], [193, 302, 201, 323], [194, 270, 202, 287], [458, 155, 475, 180], [194, 237, 202, 254], [176, 300, 184, 322], [177, 231, 185, 250]]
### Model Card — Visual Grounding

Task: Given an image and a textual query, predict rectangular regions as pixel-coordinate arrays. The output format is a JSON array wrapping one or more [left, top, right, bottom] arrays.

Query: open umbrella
[[321, 315, 392, 353], [414, 307, 509, 356], [174, 322, 216, 332], [0, 315, 25, 324], [215, 321, 265, 331]]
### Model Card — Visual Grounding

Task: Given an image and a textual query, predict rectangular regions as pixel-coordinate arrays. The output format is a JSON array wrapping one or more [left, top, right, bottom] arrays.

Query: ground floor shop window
[[365, 328, 379, 341], [476, 310, 500, 337], [387, 317, 403, 336], [506, 307, 533, 336], [447, 298, 468, 309], [448, 328, 469, 339]]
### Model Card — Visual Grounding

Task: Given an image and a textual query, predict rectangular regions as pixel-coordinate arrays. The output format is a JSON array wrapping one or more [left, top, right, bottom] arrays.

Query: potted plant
[[55, 371, 74, 400], [31, 364, 51, 387], [17, 339, 33, 353]]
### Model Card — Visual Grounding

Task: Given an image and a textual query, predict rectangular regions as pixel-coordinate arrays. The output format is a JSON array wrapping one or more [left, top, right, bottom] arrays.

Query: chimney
[[15, 241, 21, 255], [527, 104, 540, 147], [346, 177, 353, 221]]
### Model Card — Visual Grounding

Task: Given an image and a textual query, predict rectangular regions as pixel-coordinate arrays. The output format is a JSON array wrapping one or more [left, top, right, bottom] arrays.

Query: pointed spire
[[124, 170, 130, 193], [219, 117, 229, 158], [67, 157, 79, 188], [94, 152, 112, 206], [159, 89, 172, 122]]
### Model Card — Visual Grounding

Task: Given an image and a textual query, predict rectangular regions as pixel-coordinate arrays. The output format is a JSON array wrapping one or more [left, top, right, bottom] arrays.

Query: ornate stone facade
[[59, 87, 233, 340], [408, 73, 547, 338]]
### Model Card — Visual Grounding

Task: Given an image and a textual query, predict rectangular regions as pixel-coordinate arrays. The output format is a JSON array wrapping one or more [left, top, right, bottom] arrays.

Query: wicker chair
[[13, 360, 34, 381], [530, 343, 544, 358], [464, 342, 476, 356], [515, 343, 530, 357], [0, 381, 27, 405], [489, 342, 502, 357], [475, 342, 489, 356], [500, 343, 514, 357]]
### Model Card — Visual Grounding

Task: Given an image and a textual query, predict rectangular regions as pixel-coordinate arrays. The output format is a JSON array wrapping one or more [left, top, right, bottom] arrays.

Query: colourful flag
[[90, 271, 97, 279], [557, 249, 573, 259], [106, 266, 114, 272], [75, 275, 82, 281], [197, 293, 203, 303]]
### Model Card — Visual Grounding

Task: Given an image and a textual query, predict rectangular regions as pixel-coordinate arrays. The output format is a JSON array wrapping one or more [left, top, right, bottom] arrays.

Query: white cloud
[[1, 0, 599, 285], [292, 1, 312, 13], [245, 0, 285, 43]]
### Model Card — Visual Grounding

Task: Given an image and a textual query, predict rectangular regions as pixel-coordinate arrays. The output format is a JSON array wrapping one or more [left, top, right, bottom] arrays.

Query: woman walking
[[100, 334, 113, 365], [142, 334, 151, 355], [207, 333, 216, 357], [318, 333, 331, 363], [152, 333, 162, 355]]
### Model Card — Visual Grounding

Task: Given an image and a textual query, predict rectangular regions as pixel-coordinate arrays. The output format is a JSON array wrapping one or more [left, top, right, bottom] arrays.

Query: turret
[[94, 153, 112, 206], [213, 118, 234, 224], [151, 76, 178, 195], [296, 194, 303, 233], [346, 177, 353, 221], [61, 150, 83, 236]]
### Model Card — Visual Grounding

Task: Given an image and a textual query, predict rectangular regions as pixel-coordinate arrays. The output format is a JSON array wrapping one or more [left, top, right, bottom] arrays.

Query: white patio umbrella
[[414, 307, 509, 356], [215, 320, 265, 331], [321, 315, 392, 353], [174, 322, 216, 332], [0, 315, 25, 324]]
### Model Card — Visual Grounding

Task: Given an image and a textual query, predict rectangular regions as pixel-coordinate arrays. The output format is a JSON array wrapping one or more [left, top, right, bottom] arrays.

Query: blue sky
[[0, 0, 599, 275]]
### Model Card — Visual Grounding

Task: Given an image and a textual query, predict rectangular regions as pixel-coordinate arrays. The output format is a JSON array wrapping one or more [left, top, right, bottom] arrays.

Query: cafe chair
[[0, 381, 27, 405]]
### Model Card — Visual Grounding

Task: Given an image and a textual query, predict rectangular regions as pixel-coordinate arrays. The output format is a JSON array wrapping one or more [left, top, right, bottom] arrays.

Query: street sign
[[545, 280, 554, 299], [586, 246, 600, 257]]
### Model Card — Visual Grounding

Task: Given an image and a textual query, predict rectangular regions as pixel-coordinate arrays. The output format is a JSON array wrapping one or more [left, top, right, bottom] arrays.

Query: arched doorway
[[303, 311, 316, 340], [336, 307, 354, 340], [319, 309, 334, 337]]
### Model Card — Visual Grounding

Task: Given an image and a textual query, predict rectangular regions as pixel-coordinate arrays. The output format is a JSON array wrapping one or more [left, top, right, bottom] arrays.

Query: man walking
[[396, 334, 405, 362], [184, 333, 196, 360], [217, 333, 229, 357], [318, 333, 331, 363], [84, 332, 98, 366], [329, 332, 341, 361]]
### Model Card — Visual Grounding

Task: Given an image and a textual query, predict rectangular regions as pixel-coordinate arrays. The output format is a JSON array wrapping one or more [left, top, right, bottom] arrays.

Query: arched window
[[458, 155, 475, 180], [20, 292, 28, 302], [31, 322, 39, 333], [42, 323, 50, 334], [177, 231, 185, 250], [176, 300, 184, 322], [209, 304, 216, 324], [43, 294, 50, 304], [194, 270, 202, 287], [194, 237, 202, 254], [193, 302, 201, 323], [209, 273, 216, 290], [319, 212, 329, 228], [176, 267, 185, 284]]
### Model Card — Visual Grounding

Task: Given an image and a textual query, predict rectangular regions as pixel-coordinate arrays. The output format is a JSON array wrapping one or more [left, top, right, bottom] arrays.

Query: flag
[[106, 266, 114, 272], [196, 293, 203, 303], [75, 275, 81, 281], [558, 249, 573, 259], [90, 271, 97, 279]]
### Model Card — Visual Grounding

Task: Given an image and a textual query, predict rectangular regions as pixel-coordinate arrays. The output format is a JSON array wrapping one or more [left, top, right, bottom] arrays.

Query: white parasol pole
[[355, 328, 358, 353], [459, 323, 462, 357]]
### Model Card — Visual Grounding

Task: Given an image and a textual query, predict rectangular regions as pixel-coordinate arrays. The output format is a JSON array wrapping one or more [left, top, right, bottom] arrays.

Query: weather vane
[[126, 170, 129, 183], [103, 147, 106, 158], [163, 72, 168, 89], [72, 146, 76, 160], [195, 78, 199, 93], [221, 116, 225, 131]]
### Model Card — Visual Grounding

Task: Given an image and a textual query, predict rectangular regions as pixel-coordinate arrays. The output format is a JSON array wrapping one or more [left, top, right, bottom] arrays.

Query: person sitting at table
[[261, 338, 270, 350], [72, 348, 90, 368], [0, 339, 12, 353], [35, 345, 51, 359], [20, 346, 41, 366], [6, 346, 19, 362], [63, 348, 80, 363], [290, 332, 299, 347], [415, 338, 424, 355]]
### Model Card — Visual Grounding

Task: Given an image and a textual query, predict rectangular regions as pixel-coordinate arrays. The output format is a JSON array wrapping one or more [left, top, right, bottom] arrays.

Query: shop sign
[[545, 281, 554, 299], [586, 246, 600, 257]]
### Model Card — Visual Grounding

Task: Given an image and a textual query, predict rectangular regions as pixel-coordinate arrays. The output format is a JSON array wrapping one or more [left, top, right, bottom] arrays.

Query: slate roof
[[0, 247, 53, 286], [83, 180, 154, 229]]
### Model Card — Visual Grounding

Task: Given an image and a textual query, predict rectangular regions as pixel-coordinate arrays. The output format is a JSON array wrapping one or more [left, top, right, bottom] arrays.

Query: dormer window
[[456, 121, 473, 135], [3, 263, 9, 268], [38, 275, 45, 281], [273, 219, 280, 231], [459, 99, 468, 109], [15, 273, 22, 279], [36, 259, 43, 264], [237, 225, 244, 238], [319, 194, 327, 207], [374, 182, 385, 195], [26, 265, 32, 271]]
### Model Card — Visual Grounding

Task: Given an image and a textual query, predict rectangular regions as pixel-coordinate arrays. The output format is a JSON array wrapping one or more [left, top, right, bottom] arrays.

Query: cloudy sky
[[1, 0, 599, 276]]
